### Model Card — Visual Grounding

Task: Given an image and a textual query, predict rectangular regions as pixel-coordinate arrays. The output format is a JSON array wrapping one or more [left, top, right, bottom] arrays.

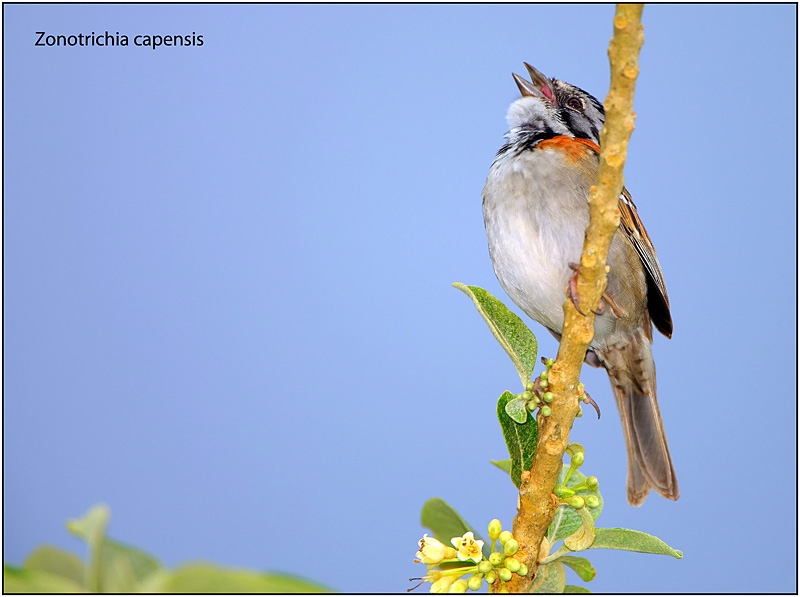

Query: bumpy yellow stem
[[504, 5, 645, 592]]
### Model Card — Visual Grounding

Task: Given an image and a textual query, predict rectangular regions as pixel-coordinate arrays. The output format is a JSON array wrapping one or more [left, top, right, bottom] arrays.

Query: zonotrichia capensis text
[[482, 63, 678, 506]]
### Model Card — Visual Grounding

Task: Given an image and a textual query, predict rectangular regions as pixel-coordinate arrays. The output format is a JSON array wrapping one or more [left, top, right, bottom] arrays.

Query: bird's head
[[506, 63, 605, 145]]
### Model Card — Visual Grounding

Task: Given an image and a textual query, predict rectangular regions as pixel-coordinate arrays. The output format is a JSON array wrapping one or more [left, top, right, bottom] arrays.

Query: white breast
[[483, 145, 592, 336]]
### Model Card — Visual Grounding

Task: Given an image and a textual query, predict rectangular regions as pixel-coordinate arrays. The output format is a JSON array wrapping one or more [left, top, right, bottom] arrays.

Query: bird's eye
[[567, 97, 583, 111]]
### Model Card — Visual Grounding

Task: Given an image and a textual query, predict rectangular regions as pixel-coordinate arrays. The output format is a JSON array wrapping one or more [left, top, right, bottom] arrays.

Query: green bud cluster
[[474, 520, 530, 592], [548, 443, 603, 512]]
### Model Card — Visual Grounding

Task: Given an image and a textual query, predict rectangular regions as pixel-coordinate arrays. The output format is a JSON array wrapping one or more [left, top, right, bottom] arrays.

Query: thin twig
[[504, 5, 645, 592]]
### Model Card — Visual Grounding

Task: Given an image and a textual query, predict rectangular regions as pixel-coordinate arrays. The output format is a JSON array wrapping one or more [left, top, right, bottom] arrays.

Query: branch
[[505, 5, 645, 592]]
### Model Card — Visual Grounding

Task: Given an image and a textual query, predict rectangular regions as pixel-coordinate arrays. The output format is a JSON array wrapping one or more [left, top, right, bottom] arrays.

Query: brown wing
[[618, 188, 673, 338]]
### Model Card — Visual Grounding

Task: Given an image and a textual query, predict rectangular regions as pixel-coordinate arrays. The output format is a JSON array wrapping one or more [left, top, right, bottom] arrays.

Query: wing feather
[[618, 188, 673, 338]]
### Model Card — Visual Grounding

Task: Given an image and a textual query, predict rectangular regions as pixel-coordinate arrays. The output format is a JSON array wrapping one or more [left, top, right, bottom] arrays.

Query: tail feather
[[596, 331, 678, 506]]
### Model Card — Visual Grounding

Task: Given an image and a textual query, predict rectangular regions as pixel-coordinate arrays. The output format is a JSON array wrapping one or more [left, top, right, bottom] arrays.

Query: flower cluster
[[410, 520, 528, 593]]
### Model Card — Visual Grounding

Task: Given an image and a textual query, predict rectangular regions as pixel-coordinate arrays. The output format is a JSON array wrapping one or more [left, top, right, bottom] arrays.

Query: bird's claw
[[567, 262, 627, 319], [581, 390, 601, 419], [567, 262, 586, 315]]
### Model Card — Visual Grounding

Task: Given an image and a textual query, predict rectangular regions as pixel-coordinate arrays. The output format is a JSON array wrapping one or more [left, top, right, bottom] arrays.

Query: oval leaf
[[97, 540, 162, 593], [490, 459, 512, 474], [563, 507, 596, 551], [161, 564, 332, 593], [531, 561, 566, 594], [504, 396, 529, 424], [23, 545, 85, 587], [453, 283, 538, 386], [420, 498, 490, 559], [3, 565, 85, 593], [589, 528, 683, 559], [558, 555, 596, 582], [497, 391, 538, 489]]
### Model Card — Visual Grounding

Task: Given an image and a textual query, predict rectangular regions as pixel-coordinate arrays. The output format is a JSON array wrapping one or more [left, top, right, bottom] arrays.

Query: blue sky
[[4, 4, 796, 593]]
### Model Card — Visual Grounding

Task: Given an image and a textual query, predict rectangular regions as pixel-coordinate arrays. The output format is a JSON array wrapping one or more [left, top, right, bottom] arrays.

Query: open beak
[[513, 72, 542, 98], [513, 63, 556, 103]]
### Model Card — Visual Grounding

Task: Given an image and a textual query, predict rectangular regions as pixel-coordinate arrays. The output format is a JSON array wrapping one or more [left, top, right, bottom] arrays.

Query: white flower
[[416, 534, 455, 564], [451, 531, 484, 563]]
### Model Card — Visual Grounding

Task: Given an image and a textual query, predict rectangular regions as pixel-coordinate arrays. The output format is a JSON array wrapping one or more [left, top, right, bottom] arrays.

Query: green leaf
[[159, 564, 332, 593], [3, 565, 85, 593], [504, 396, 529, 424], [453, 283, 538, 386], [100, 538, 162, 590], [420, 498, 489, 559], [420, 498, 472, 544], [490, 459, 512, 474], [563, 507, 596, 552], [497, 391, 538, 489], [531, 561, 566, 594], [589, 528, 683, 559], [66, 503, 110, 592], [564, 584, 593, 593], [558, 555, 596, 582], [548, 467, 604, 543], [81, 539, 161, 592], [23, 545, 84, 587]]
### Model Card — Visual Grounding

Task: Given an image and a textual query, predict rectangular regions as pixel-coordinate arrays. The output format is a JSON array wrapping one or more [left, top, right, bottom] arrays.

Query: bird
[[482, 63, 678, 506]]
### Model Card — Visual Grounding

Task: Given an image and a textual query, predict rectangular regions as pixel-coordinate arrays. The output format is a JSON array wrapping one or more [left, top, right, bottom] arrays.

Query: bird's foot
[[577, 382, 601, 419], [567, 262, 586, 315], [567, 262, 628, 319]]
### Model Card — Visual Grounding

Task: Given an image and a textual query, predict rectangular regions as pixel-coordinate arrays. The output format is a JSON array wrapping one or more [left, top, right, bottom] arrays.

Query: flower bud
[[553, 485, 575, 499], [585, 495, 600, 509], [568, 495, 585, 509], [467, 574, 483, 591], [485, 570, 497, 585], [526, 381, 536, 392], [488, 519, 502, 540], [539, 370, 548, 381], [448, 579, 469, 593], [498, 568, 513, 581], [520, 391, 531, 401], [503, 539, 520, 556], [504, 557, 520, 572], [430, 575, 457, 593], [478, 560, 492, 574], [570, 452, 584, 467], [489, 552, 504, 567], [498, 530, 514, 545], [541, 406, 552, 417], [518, 563, 529, 577], [542, 392, 554, 404], [585, 476, 599, 491]]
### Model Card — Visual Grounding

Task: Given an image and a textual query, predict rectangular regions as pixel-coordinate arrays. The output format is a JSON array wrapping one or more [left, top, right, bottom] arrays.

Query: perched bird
[[482, 63, 678, 506]]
